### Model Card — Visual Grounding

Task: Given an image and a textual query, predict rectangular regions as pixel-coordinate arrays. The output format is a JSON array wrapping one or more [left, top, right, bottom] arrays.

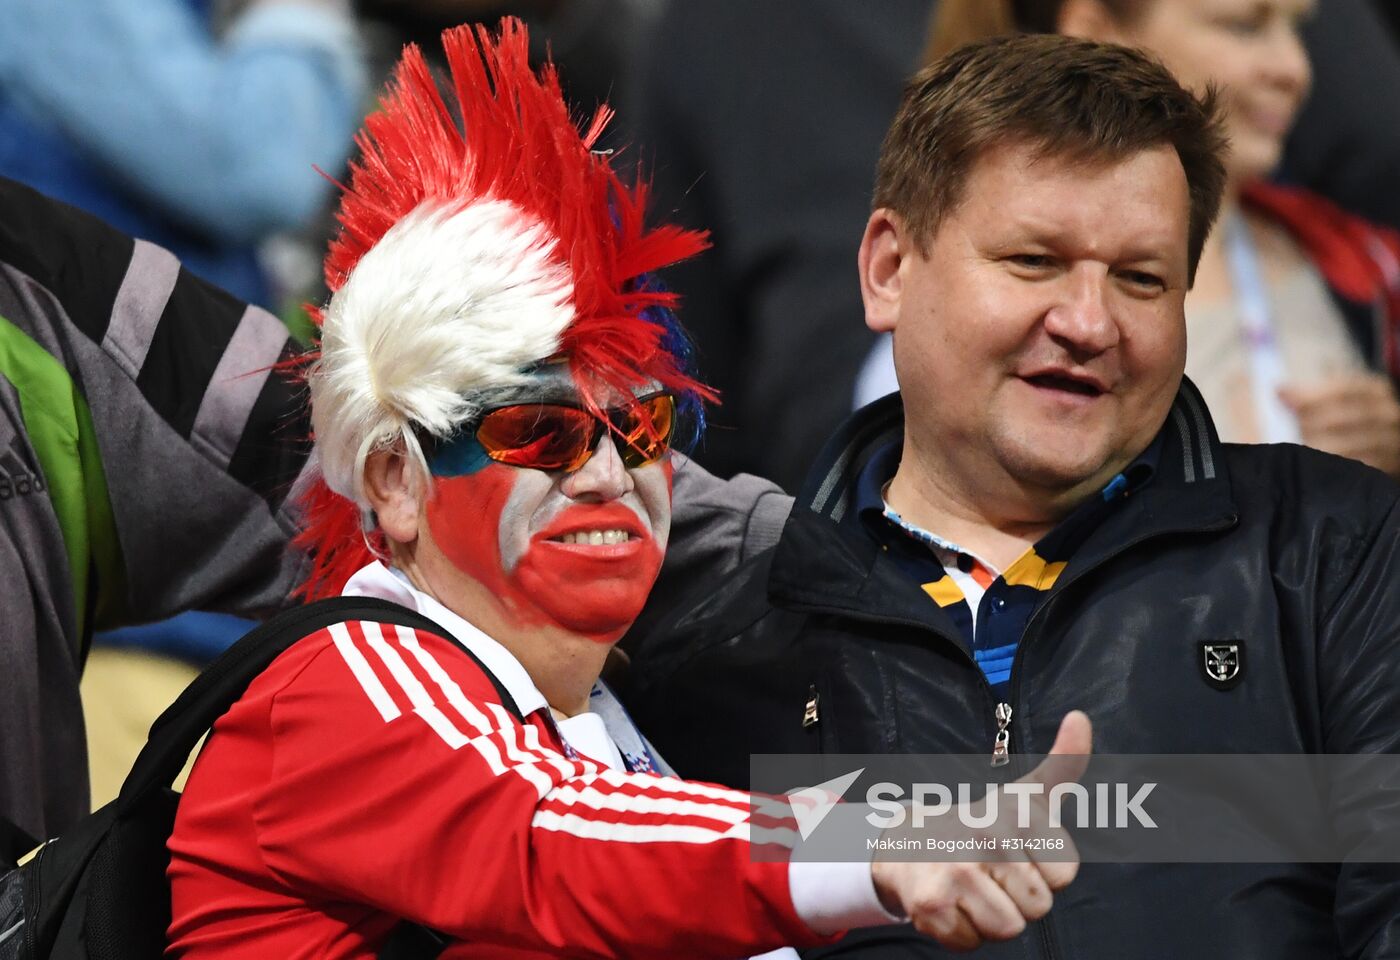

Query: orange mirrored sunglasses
[[474, 393, 676, 473]]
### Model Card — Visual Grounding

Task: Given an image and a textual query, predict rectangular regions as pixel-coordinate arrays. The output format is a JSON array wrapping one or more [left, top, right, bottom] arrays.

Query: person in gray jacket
[[0, 176, 309, 845]]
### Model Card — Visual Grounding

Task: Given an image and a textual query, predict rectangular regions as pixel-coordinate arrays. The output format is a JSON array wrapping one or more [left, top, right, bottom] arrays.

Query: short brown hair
[[874, 34, 1227, 281]]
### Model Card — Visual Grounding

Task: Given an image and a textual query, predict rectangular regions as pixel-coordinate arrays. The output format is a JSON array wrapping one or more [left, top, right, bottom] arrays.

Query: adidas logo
[[0, 450, 44, 501]]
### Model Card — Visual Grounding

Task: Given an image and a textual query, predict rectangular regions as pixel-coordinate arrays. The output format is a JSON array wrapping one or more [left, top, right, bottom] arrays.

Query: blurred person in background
[[354, 0, 659, 116], [0, 0, 365, 307], [1381, 1, 1400, 41], [630, 0, 934, 492], [858, 0, 1400, 479]]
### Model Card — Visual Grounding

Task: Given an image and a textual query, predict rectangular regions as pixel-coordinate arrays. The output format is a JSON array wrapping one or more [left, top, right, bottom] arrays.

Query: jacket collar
[[773, 378, 1239, 618]]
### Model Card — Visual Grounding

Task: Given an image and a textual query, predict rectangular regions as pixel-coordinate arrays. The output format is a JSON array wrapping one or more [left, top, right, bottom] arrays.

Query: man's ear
[[859, 208, 909, 334], [1057, 0, 1129, 43], [363, 445, 423, 546]]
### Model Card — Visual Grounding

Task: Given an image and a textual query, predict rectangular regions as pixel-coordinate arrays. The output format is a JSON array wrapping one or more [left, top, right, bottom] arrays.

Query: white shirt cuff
[[788, 858, 903, 936]]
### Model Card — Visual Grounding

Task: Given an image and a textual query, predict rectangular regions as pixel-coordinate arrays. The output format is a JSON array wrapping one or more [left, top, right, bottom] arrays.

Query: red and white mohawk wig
[[300, 17, 710, 598]]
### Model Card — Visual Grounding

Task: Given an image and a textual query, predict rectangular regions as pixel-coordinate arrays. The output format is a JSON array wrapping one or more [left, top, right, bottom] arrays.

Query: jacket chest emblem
[[1200, 641, 1245, 690]]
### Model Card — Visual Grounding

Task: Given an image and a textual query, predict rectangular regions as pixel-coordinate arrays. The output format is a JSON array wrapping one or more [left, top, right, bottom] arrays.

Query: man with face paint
[[165, 19, 1091, 959], [390, 365, 679, 720]]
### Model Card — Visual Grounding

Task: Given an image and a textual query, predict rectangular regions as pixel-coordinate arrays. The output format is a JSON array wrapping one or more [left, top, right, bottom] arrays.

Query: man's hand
[[1279, 374, 1400, 478], [869, 711, 1092, 951]]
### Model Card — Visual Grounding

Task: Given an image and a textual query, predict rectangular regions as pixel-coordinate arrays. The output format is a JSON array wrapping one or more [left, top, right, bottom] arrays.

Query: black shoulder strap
[[0, 815, 39, 868], [116, 596, 523, 812]]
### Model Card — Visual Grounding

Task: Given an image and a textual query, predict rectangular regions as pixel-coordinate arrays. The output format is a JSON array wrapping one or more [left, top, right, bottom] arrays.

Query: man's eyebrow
[[990, 222, 1180, 265], [1115, 248, 1176, 265]]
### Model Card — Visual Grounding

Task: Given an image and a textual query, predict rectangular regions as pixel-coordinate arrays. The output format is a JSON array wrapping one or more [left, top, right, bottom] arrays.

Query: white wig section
[[309, 198, 575, 506]]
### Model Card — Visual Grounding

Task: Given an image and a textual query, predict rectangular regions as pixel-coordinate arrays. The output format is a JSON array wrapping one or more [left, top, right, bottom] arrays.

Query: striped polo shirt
[[855, 439, 1159, 697]]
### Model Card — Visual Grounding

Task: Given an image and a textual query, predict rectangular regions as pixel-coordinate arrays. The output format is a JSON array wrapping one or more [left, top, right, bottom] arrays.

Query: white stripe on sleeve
[[544, 783, 751, 825], [531, 810, 752, 844], [360, 621, 469, 750], [395, 626, 509, 775], [393, 626, 554, 796], [486, 702, 555, 799], [520, 719, 585, 781], [596, 768, 753, 808], [329, 621, 401, 722]]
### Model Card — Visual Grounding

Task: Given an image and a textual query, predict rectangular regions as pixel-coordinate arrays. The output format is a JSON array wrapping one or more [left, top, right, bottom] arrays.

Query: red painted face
[[423, 450, 672, 642]]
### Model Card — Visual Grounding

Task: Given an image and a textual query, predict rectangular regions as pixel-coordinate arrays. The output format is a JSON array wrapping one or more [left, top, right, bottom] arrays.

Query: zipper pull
[[991, 702, 1013, 767], [802, 685, 820, 728]]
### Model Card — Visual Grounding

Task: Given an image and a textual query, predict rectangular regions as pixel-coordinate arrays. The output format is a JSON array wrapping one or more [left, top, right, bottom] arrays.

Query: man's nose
[[560, 433, 633, 501], [1042, 266, 1120, 357]]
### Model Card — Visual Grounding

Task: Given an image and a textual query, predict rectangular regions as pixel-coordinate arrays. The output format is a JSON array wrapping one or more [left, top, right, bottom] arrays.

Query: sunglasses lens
[[474, 395, 677, 472], [614, 394, 676, 468], [476, 404, 596, 471]]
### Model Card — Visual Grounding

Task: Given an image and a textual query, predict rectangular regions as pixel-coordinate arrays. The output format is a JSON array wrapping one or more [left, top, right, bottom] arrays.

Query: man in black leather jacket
[[625, 34, 1400, 960]]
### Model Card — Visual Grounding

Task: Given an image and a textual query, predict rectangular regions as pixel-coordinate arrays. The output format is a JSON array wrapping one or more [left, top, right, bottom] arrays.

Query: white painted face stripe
[[360, 621, 469, 750], [530, 810, 753, 844], [328, 621, 401, 722], [543, 783, 751, 825]]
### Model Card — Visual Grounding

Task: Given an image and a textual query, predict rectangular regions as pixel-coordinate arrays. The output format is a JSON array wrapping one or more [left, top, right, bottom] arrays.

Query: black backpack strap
[[0, 815, 38, 869], [117, 596, 523, 812]]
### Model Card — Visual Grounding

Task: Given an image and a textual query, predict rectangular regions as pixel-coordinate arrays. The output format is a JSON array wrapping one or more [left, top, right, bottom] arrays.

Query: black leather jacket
[[626, 383, 1400, 959]]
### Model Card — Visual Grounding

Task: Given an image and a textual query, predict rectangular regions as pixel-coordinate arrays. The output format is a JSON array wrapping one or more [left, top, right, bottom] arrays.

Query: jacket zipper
[[991, 701, 1013, 767], [21, 839, 45, 955], [802, 684, 820, 728], [1003, 518, 1233, 960]]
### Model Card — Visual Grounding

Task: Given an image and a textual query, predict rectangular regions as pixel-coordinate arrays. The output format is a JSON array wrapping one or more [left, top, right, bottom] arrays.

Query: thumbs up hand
[[869, 711, 1092, 951]]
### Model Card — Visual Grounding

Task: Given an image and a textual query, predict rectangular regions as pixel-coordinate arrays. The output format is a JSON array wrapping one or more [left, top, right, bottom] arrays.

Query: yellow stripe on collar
[[1001, 549, 1067, 591], [922, 575, 967, 607]]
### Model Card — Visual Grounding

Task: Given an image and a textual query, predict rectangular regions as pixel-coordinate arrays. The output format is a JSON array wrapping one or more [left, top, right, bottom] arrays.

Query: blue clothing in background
[[98, 611, 255, 665], [0, 0, 363, 661], [0, 0, 364, 304]]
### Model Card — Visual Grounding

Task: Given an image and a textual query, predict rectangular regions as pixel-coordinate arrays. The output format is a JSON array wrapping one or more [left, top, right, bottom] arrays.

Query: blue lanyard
[[1224, 212, 1300, 443]]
